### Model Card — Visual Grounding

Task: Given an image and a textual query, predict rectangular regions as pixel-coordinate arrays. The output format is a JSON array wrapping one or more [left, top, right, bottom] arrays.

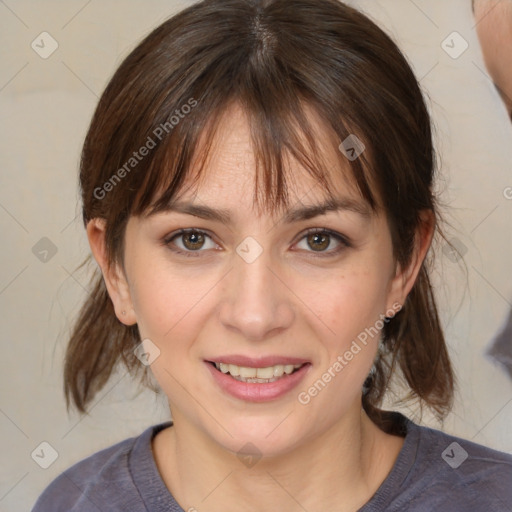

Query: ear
[[386, 210, 435, 310], [86, 218, 137, 326]]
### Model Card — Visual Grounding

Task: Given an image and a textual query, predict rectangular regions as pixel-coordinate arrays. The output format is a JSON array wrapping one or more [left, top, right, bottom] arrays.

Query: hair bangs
[[135, 93, 379, 223]]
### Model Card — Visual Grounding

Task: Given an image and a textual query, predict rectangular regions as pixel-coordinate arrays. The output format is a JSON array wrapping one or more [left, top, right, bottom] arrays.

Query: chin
[[204, 411, 314, 460]]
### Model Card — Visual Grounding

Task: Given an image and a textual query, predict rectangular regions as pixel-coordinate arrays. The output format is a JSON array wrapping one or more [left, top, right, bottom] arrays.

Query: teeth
[[256, 366, 274, 379], [240, 366, 257, 378], [213, 362, 303, 381], [273, 365, 284, 377]]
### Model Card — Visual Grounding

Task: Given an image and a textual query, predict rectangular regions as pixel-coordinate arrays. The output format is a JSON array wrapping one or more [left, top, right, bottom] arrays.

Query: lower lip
[[205, 362, 311, 402]]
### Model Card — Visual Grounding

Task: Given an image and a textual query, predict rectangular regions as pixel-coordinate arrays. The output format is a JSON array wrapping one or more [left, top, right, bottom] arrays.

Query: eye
[[163, 227, 350, 258], [164, 229, 218, 256], [294, 228, 350, 256]]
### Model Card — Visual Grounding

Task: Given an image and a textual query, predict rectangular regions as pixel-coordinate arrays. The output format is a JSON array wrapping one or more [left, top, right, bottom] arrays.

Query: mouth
[[204, 358, 311, 402], [208, 361, 307, 383]]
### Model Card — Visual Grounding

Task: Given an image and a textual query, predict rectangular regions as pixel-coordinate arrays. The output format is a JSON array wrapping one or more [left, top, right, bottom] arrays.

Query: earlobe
[[86, 219, 137, 326], [387, 210, 435, 310]]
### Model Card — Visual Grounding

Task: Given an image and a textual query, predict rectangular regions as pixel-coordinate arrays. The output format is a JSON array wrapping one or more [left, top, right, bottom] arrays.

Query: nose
[[218, 244, 295, 341]]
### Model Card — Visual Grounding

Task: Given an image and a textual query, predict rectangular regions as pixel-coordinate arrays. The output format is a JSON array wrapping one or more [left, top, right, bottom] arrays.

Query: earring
[[121, 310, 126, 315]]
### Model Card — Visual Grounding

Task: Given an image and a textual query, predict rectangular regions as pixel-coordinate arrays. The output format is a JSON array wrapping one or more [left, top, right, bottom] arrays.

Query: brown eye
[[306, 232, 331, 251], [182, 231, 206, 250], [295, 228, 350, 256], [164, 229, 217, 256]]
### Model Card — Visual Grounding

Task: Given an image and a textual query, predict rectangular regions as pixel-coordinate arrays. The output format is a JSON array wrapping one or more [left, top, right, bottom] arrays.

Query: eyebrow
[[157, 197, 371, 224]]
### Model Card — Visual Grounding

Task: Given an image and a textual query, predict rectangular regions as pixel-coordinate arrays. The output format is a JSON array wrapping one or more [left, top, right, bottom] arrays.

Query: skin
[[474, 0, 512, 119], [88, 104, 433, 512]]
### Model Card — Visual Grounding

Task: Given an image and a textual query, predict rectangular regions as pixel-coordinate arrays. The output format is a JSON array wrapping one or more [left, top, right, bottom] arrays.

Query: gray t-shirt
[[32, 413, 512, 511]]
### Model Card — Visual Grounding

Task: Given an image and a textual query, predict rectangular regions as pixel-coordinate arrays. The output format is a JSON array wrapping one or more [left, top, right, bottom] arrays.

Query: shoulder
[[32, 423, 170, 512], [398, 417, 512, 510]]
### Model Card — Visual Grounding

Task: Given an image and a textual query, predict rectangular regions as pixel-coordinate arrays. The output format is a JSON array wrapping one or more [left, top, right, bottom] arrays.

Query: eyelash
[[163, 227, 351, 258]]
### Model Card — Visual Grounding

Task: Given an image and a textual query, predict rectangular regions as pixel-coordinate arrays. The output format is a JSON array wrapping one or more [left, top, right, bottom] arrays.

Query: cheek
[[290, 255, 393, 402], [128, 259, 219, 400], [128, 255, 218, 343], [294, 271, 389, 417], [297, 264, 392, 347]]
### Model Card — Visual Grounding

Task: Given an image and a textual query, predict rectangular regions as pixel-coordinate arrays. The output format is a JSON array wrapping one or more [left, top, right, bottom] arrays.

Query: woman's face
[[110, 105, 411, 456]]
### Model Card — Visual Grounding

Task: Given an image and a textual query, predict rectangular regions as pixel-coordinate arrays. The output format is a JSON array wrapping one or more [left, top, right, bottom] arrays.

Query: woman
[[33, 0, 512, 510]]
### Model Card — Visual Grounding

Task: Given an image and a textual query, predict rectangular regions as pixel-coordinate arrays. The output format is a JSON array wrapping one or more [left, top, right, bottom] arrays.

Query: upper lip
[[206, 355, 310, 368]]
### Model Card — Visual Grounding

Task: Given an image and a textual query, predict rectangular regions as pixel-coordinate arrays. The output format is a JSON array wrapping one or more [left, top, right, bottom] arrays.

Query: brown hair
[[64, 0, 454, 426]]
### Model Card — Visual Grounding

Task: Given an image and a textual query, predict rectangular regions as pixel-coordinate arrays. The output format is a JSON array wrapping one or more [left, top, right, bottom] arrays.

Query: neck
[[153, 403, 404, 512]]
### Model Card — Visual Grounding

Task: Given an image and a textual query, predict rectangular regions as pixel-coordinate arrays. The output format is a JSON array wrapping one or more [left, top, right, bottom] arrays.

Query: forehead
[[176, 103, 367, 216]]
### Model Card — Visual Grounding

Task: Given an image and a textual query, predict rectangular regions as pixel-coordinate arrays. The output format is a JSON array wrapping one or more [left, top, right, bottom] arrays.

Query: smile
[[213, 362, 304, 383], [205, 359, 311, 402]]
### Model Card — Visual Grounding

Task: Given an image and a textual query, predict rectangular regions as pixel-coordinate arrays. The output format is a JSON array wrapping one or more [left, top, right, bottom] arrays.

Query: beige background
[[1, 0, 511, 510]]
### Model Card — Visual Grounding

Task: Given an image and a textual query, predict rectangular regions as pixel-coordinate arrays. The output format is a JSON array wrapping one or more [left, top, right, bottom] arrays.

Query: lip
[[205, 355, 310, 368], [204, 359, 312, 402]]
